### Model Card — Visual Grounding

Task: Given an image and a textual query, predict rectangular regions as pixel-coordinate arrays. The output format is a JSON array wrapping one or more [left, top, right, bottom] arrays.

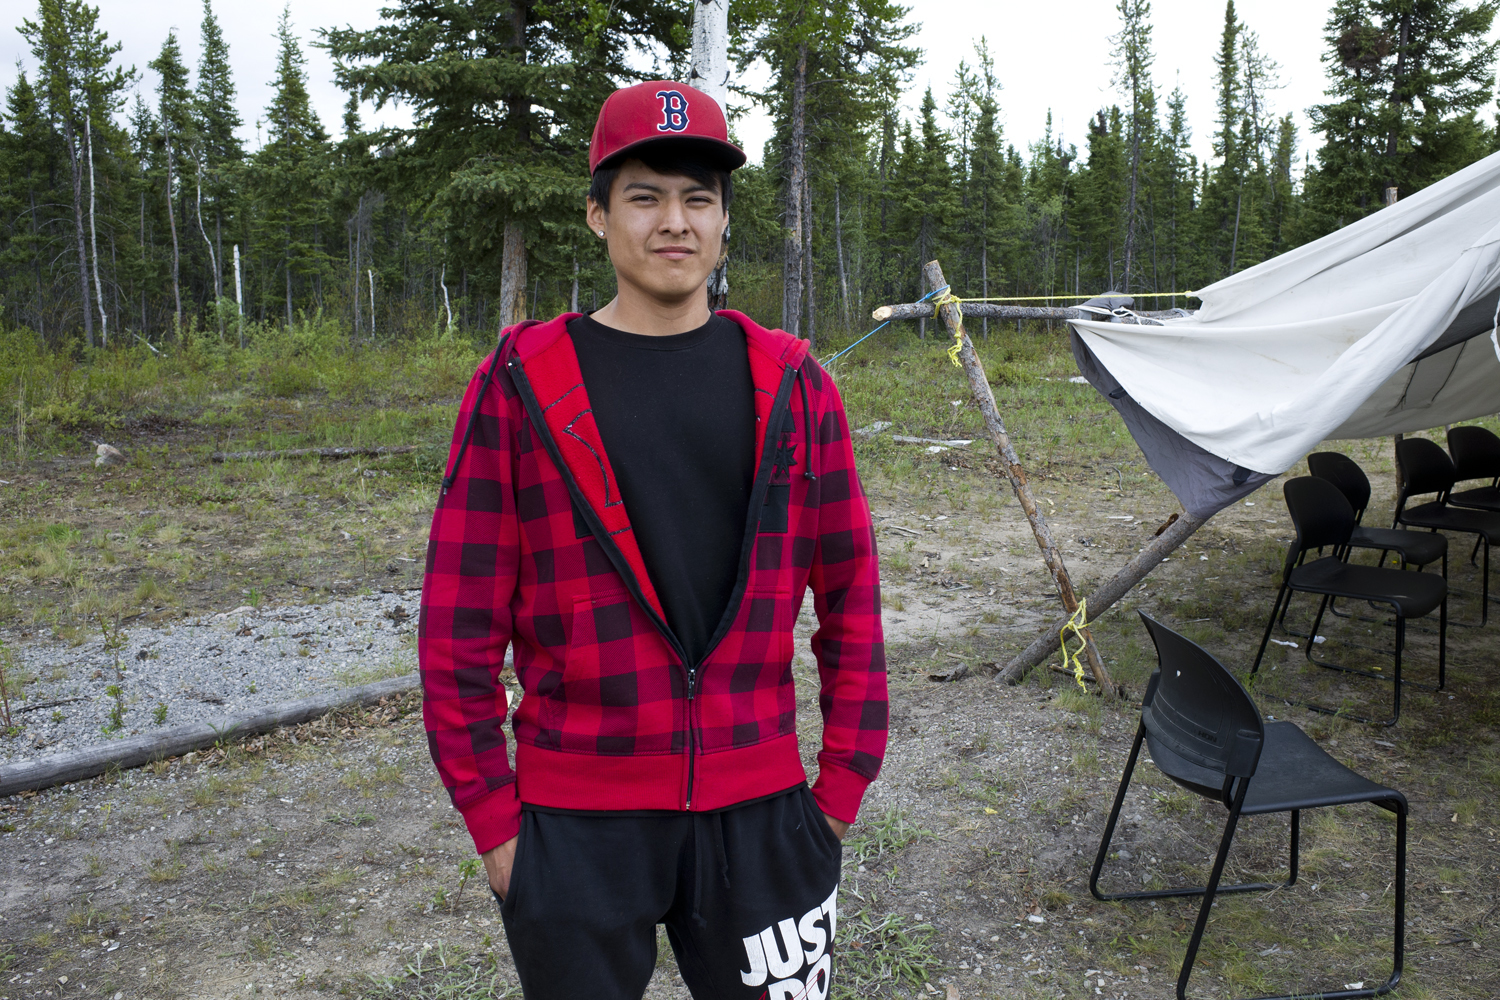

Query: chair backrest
[[1396, 436, 1456, 506], [1282, 476, 1356, 578], [1448, 425, 1500, 484], [1306, 451, 1372, 522], [1137, 613, 1264, 800]]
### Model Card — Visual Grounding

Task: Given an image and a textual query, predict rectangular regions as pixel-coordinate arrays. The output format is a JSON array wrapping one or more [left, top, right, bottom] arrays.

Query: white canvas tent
[[1069, 150, 1500, 518]]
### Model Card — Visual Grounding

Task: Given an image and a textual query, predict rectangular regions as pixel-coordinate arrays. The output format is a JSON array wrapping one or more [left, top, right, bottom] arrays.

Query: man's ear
[[585, 196, 607, 237]]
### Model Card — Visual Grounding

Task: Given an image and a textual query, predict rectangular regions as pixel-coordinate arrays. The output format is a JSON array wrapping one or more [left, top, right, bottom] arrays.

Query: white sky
[[5, 1, 1497, 172]]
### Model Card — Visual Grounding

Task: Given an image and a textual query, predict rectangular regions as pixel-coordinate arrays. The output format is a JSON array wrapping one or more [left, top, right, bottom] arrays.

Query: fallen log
[[999, 511, 1209, 686], [0, 673, 418, 797], [920, 260, 1119, 697], [211, 445, 417, 462]]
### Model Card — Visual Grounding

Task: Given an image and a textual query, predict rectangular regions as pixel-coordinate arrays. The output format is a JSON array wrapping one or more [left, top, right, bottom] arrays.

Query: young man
[[419, 81, 886, 1000]]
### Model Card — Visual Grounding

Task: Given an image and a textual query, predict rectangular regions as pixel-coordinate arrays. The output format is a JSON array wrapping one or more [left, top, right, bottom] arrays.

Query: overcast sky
[[5, 1, 1498, 173]]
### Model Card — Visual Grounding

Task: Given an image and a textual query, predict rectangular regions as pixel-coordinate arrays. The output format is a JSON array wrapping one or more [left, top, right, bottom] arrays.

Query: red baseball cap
[[589, 80, 746, 174]]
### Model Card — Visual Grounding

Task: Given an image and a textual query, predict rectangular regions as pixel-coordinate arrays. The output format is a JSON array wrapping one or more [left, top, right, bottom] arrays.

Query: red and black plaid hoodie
[[419, 310, 887, 854]]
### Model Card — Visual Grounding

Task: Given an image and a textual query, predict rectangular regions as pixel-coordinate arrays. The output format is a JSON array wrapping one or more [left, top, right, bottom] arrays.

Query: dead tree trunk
[[498, 2, 530, 330], [194, 150, 222, 338], [61, 116, 94, 347], [781, 43, 807, 337], [85, 116, 108, 347], [922, 259, 1118, 696], [835, 182, 851, 326], [163, 112, 183, 328]]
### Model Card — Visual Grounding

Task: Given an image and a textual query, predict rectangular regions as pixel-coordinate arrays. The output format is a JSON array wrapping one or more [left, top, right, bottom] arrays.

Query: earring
[[597, 230, 605, 238]]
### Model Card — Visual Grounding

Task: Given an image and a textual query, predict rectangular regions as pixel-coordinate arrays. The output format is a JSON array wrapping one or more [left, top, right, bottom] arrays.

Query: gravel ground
[[1, 591, 436, 765]]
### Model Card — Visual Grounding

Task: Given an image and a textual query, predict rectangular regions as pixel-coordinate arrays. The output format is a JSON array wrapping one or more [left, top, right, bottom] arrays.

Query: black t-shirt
[[567, 312, 756, 665]]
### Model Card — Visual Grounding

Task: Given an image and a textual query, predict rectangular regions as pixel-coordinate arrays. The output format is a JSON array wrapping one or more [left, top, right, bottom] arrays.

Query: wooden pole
[[873, 302, 1185, 323], [921, 260, 1119, 696]]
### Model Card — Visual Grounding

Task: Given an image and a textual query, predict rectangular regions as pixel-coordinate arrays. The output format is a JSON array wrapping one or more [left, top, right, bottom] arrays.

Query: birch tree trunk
[[834, 183, 851, 326], [85, 116, 108, 347], [691, 0, 731, 310], [781, 43, 807, 337], [498, 2, 530, 330], [194, 152, 221, 338], [61, 119, 95, 347], [163, 115, 183, 327]]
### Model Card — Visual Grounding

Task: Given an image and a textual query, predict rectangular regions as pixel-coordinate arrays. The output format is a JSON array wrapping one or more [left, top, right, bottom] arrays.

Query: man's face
[[586, 159, 727, 307]]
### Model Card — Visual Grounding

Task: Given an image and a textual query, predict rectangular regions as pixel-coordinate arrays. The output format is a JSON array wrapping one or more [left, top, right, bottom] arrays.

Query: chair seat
[[1449, 485, 1500, 513], [1288, 556, 1446, 618], [1399, 501, 1500, 542], [1148, 721, 1405, 815], [1350, 525, 1447, 566]]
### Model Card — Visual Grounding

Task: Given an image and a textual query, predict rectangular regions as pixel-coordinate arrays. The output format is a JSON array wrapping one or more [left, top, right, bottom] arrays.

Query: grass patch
[[834, 905, 938, 999], [845, 807, 932, 866], [359, 943, 520, 1000]]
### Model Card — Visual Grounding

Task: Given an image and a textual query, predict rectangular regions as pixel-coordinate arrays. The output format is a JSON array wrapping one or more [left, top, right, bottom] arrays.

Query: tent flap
[[1068, 149, 1500, 519]]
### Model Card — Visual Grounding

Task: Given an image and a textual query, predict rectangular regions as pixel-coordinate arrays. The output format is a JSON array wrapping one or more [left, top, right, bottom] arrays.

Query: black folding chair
[[1394, 437, 1500, 626], [1253, 477, 1446, 725], [1092, 613, 1407, 1000], [1305, 452, 1447, 570], [1446, 425, 1500, 513]]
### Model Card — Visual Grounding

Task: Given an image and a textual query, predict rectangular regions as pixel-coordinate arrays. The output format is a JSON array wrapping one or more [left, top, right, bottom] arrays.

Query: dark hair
[[589, 144, 734, 213]]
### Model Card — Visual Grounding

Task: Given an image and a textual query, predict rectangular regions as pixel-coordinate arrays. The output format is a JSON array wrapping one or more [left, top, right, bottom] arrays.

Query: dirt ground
[[2, 331, 1498, 1000], [2, 438, 1497, 1000]]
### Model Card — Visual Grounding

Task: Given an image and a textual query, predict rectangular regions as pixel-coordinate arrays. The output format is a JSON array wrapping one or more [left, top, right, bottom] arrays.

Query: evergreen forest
[[3, 0, 1499, 353]]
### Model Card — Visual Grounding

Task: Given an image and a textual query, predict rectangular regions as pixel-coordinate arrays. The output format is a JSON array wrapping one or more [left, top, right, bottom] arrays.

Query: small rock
[[94, 443, 126, 467]]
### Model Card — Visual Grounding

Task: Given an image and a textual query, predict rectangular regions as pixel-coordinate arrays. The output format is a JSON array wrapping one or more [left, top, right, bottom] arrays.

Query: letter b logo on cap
[[656, 90, 690, 132]]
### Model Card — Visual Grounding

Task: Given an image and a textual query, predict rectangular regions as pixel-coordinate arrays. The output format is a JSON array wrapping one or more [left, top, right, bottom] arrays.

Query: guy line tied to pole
[[823, 287, 1200, 369], [1060, 598, 1089, 691], [819, 284, 946, 367]]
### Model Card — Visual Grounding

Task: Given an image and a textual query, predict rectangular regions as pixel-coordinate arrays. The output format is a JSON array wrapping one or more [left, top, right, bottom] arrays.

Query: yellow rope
[[1060, 599, 1089, 691], [960, 291, 1198, 303], [931, 289, 966, 368]]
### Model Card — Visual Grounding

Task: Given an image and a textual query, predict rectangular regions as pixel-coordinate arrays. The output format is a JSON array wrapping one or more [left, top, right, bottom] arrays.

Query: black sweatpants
[[494, 785, 843, 1000]]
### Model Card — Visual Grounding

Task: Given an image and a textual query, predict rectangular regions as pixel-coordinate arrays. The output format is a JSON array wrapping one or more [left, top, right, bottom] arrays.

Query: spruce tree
[[1111, 0, 1155, 293], [20, 0, 131, 347], [193, 0, 242, 307], [252, 6, 330, 326], [1305, 0, 1499, 235], [0, 72, 61, 338]]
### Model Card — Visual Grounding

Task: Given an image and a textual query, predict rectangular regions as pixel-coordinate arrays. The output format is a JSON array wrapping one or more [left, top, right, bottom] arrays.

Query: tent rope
[[820, 284, 946, 368], [1060, 598, 1090, 691]]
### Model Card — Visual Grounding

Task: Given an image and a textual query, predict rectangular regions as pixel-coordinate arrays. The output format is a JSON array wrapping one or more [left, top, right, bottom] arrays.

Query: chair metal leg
[[1298, 594, 1443, 721], [1176, 789, 1248, 999], [1438, 596, 1447, 690], [1253, 585, 1293, 675], [1227, 802, 1406, 999], [1441, 534, 1495, 628], [1092, 738, 1293, 904], [1090, 724, 1143, 902]]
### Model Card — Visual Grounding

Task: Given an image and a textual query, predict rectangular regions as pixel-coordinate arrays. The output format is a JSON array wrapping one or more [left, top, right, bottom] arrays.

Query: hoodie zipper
[[509, 350, 805, 812]]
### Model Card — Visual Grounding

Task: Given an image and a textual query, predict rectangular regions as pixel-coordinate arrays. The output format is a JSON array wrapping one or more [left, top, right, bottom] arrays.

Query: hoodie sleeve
[[803, 360, 889, 823], [418, 354, 522, 854]]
